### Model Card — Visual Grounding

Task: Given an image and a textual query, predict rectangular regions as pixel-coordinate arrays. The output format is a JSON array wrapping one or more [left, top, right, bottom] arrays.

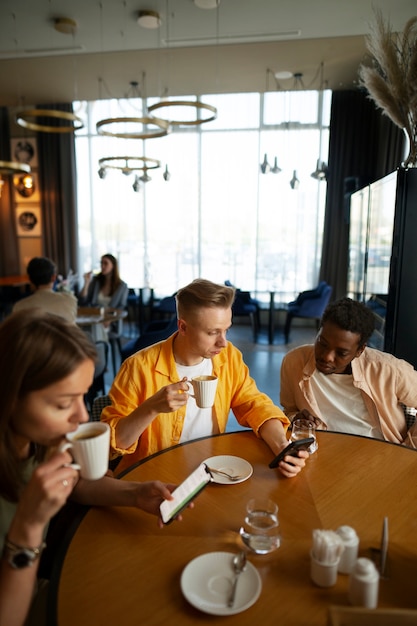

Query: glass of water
[[239, 497, 280, 554], [290, 417, 318, 453]]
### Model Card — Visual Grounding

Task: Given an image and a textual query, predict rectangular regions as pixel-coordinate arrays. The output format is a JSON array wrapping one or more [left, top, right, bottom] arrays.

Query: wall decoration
[[10, 137, 38, 167], [15, 205, 42, 237], [13, 171, 40, 203]]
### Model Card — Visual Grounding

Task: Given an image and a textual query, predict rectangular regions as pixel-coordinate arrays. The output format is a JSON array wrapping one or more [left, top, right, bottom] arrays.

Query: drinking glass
[[239, 498, 280, 554], [290, 417, 318, 453]]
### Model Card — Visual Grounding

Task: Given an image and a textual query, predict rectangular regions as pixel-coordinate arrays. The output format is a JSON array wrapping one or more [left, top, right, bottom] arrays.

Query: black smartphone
[[268, 437, 315, 468], [160, 463, 213, 524]]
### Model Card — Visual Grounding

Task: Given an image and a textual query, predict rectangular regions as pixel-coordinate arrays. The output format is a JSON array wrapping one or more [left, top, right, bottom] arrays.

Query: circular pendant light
[[147, 100, 217, 126], [98, 156, 161, 176], [0, 161, 31, 175], [96, 116, 170, 139], [15, 109, 84, 133]]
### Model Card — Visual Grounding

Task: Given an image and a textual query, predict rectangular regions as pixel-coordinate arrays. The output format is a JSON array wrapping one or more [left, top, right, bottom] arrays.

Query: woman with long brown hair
[[0, 310, 176, 626], [79, 253, 128, 310]]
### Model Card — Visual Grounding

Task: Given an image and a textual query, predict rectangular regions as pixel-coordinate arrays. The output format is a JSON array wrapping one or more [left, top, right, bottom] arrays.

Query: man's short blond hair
[[176, 279, 235, 320]]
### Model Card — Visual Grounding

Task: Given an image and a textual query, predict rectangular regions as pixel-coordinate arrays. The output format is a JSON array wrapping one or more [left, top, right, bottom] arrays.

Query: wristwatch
[[2, 537, 46, 569]]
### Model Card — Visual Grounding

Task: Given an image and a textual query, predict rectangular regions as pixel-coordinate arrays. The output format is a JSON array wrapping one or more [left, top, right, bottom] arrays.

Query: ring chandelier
[[98, 156, 161, 177], [15, 109, 84, 133], [96, 116, 170, 140], [147, 100, 217, 126], [0, 160, 31, 176]]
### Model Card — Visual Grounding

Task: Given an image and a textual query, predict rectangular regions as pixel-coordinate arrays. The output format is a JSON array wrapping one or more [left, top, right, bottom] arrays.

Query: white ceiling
[[0, 0, 415, 106]]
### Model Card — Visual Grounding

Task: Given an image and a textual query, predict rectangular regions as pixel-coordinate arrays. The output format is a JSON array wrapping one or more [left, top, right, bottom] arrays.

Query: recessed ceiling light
[[137, 10, 161, 29], [274, 70, 293, 80], [194, 0, 220, 9], [54, 17, 77, 35]]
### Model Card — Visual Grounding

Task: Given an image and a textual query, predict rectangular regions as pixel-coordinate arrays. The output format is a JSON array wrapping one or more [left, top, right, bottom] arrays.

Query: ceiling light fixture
[[290, 170, 300, 189], [311, 159, 328, 181], [311, 62, 328, 182], [0, 160, 31, 198], [293, 72, 305, 89], [14, 173, 35, 197], [16, 108, 84, 133], [53, 17, 77, 35], [132, 176, 141, 192], [163, 164, 171, 181], [194, 0, 220, 9], [260, 153, 270, 174], [96, 79, 170, 138], [271, 157, 282, 174], [137, 10, 161, 29], [274, 70, 293, 80], [260, 154, 281, 175], [96, 115, 169, 139], [147, 100, 217, 126], [148, 4, 217, 127], [98, 156, 161, 178], [16, 16, 83, 133]]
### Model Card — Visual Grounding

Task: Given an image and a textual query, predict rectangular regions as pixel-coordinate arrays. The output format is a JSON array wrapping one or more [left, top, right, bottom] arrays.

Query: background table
[[76, 306, 127, 327], [0, 275, 30, 287], [50, 431, 417, 626]]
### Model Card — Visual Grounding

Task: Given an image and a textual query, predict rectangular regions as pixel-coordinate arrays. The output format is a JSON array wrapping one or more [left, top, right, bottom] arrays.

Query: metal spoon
[[206, 466, 244, 481], [228, 551, 247, 607]]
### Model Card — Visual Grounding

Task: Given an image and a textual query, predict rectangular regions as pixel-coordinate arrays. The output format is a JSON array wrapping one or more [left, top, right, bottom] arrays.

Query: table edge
[[46, 430, 417, 625]]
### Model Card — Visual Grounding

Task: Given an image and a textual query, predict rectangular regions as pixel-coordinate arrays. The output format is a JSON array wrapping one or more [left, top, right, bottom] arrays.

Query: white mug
[[61, 422, 110, 480], [187, 375, 218, 409]]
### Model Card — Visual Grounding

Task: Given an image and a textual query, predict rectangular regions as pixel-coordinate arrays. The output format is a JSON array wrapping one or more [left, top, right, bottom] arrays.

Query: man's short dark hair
[[320, 297, 375, 347], [27, 257, 56, 287]]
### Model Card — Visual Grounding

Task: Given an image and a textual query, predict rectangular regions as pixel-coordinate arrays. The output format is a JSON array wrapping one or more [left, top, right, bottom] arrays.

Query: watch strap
[[3, 536, 47, 568]]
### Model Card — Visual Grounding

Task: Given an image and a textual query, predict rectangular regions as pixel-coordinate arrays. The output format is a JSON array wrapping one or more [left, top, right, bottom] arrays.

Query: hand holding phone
[[268, 437, 315, 469], [159, 463, 212, 524]]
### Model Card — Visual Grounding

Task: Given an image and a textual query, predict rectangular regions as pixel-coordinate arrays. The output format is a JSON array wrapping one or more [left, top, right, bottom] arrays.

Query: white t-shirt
[[177, 359, 218, 442], [310, 370, 384, 439]]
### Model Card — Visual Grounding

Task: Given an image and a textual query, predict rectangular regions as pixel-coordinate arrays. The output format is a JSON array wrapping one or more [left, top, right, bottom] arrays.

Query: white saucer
[[203, 455, 253, 484], [180, 551, 262, 615]]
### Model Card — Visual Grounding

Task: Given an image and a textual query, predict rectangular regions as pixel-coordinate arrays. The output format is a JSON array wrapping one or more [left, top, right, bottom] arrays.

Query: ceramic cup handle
[[59, 441, 81, 471]]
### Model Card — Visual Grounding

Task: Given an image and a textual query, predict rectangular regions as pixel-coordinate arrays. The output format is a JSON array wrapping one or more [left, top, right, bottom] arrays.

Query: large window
[[75, 90, 331, 299]]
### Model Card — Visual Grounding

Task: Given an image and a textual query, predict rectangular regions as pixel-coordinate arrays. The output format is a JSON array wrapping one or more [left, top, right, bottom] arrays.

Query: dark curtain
[[0, 107, 20, 275], [37, 103, 78, 276], [319, 89, 404, 301]]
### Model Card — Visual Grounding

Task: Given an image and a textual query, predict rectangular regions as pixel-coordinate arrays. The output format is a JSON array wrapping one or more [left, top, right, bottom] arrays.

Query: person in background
[[12, 257, 77, 323], [280, 297, 417, 446], [101, 278, 308, 477], [78, 253, 128, 311], [0, 310, 181, 626], [78, 253, 128, 342]]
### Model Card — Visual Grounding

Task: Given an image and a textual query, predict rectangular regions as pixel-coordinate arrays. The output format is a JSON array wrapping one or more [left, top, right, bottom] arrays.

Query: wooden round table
[[49, 431, 417, 625]]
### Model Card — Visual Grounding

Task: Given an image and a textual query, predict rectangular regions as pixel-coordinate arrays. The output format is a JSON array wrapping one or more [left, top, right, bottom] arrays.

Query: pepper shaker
[[349, 557, 379, 609], [336, 525, 359, 574]]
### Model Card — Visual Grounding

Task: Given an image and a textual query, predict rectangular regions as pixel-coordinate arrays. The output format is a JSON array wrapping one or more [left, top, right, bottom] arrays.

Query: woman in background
[[0, 310, 177, 626], [78, 253, 128, 342], [79, 253, 128, 310]]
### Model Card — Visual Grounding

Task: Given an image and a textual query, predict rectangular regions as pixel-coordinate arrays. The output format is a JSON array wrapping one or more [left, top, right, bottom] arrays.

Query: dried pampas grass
[[359, 9, 417, 168]]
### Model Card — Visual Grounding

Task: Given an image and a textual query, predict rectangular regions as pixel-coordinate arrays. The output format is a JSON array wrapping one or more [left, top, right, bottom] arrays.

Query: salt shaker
[[349, 557, 379, 609], [336, 525, 359, 574]]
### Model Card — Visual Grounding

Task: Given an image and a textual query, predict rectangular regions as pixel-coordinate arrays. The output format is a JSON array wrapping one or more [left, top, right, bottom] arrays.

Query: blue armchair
[[121, 316, 178, 361], [283, 281, 332, 343], [225, 281, 260, 341]]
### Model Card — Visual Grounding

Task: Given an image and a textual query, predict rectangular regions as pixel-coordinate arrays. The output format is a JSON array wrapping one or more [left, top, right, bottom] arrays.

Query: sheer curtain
[[75, 91, 330, 299]]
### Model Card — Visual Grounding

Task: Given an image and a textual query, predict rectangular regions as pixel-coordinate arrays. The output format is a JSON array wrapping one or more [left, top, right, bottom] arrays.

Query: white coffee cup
[[187, 375, 218, 409], [61, 422, 110, 480]]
